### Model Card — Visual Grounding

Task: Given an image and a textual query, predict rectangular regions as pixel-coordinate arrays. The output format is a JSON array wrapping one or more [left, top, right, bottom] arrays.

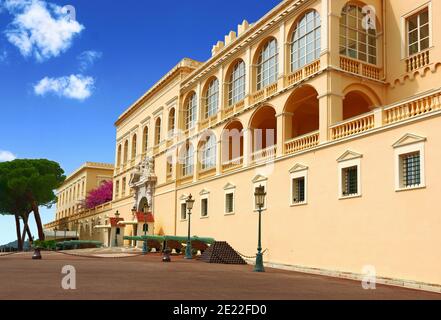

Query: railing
[[340, 56, 381, 80], [222, 156, 243, 172], [199, 114, 218, 130], [406, 50, 430, 73], [178, 174, 193, 185], [384, 90, 441, 125], [198, 167, 216, 179], [285, 59, 321, 87], [285, 131, 319, 155], [251, 145, 277, 163], [251, 83, 278, 104], [222, 100, 245, 119], [331, 112, 375, 140]]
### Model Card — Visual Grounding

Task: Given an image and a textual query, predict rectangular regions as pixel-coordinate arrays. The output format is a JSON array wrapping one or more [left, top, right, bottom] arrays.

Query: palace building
[[45, 0, 441, 289]]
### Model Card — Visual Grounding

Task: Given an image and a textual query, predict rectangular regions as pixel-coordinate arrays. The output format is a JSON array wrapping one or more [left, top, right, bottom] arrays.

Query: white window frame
[[180, 197, 188, 222], [337, 151, 362, 200], [257, 38, 278, 90], [199, 190, 210, 219], [291, 10, 321, 72], [205, 78, 219, 119], [200, 135, 217, 171], [228, 60, 246, 106], [394, 135, 426, 192], [401, 2, 433, 59], [182, 143, 194, 178], [185, 92, 198, 130], [224, 183, 236, 215], [289, 164, 308, 206]]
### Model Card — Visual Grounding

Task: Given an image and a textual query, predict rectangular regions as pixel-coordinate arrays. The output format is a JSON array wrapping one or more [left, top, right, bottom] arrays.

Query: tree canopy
[[0, 159, 65, 247]]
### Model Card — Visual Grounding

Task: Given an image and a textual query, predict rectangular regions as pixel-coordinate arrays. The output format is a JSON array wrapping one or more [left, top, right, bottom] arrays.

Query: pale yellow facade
[[47, 0, 441, 289], [53, 162, 114, 222]]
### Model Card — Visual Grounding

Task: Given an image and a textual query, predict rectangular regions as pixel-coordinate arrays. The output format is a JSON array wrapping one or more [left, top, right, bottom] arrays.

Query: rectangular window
[[201, 198, 208, 217], [342, 166, 358, 197], [400, 152, 421, 188], [407, 8, 430, 56], [225, 193, 234, 214], [292, 177, 306, 204], [180, 203, 187, 220]]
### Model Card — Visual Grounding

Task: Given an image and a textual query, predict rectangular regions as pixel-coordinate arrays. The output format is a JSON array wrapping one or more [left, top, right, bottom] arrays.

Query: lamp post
[[131, 206, 137, 248], [185, 194, 195, 260], [114, 211, 120, 247], [254, 185, 266, 273], [54, 227, 58, 251], [142, 202, 150, 255]]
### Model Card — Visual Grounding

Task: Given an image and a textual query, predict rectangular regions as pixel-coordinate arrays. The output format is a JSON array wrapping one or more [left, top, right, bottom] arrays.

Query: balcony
[[251, 145, 277, 164], [285, 60, 321, 87], [222, 100, 245, 120], [199, 115, 218, 130], [222, 156, 243, 173], [198, 167, 216, 180], [285, 131, 319, 155], [330, 112, 375, 140], [406, 49, 430, 73], [340, 56, 381, 81], [250, 82, 278, 105], [384, 90, 441, 125]]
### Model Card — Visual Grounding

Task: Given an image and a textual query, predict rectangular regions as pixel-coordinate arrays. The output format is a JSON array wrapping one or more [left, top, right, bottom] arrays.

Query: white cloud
[[3, 0, 84, 61], [0, 150, 16, 162], [0, 50, 7, 63], [34, 74, 95, 101], [78, 50, 102, 71]]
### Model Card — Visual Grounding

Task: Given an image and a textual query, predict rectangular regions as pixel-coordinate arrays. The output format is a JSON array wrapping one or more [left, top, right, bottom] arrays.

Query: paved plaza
[[0, 251, 440, 300]]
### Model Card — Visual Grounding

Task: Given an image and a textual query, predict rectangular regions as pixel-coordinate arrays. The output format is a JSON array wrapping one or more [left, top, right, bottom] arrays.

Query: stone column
[[275, 113, 285, 157], [318, 92, 343, 143], [243, 128, 252, 166]]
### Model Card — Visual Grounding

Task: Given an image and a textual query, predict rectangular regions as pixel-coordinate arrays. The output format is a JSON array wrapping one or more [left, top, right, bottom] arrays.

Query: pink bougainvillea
[[84, 180, 113, 209]]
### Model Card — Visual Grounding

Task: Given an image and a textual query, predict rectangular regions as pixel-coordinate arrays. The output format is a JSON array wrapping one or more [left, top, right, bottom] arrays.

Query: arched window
[[182, 143, 194, 177], [131, 134, 137, 160], [142, 126, 148, 153], [340, 4, 377, 65], [200, 135, 216, 171], [228, 60, 246, 106], [117, 144, 122, 166], [168, 108, 176, 135], [291, 10, 321, 72], [205, 78, 219, 119], [185, 93, 197, 130], [257, 39, 278, 90], [155, 118, 161, 145], [123, 140, 129, 163]]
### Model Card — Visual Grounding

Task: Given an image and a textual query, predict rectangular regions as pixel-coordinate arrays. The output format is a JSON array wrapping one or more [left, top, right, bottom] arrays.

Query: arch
[[138, 197, 149, 212], [123, 140, 129, 164], [142, 126, 149, 153], [179, 141, 194, 177], [249, 105, 277, 152], [202, 77, 219, 119], [225, 59, 246, 106], [154, 117, 162, 145], [252, 37, 278, 90], [222, 119, 244, 164], [343, 86, 377, 120], [283, 85, 319, 140], [117, 144, 122, 166], [198, 131, 217, 171], [288, 9, 321, 72], [131, 134, 137, 160], [183, 91, 197, 130], [168, 108, 176, 135]]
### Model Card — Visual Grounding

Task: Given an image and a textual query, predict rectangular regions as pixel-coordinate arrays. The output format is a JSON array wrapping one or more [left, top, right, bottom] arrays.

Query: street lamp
[[54, 227, 58, 251], [254, 185, 266, 273], [131, 206, 137, 248], [142, 202, 150, 255], [185, 194, 195, 260], [114, 211, 120, 247]]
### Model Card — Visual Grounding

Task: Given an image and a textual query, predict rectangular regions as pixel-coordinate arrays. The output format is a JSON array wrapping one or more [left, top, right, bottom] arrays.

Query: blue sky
[[0, 0, 281, 245]]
